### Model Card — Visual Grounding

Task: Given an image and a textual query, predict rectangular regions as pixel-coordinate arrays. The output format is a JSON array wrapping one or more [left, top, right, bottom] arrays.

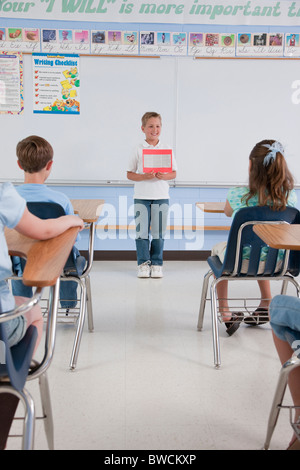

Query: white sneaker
[[151, 265, 163, 278], [137, 261, 151, 278]]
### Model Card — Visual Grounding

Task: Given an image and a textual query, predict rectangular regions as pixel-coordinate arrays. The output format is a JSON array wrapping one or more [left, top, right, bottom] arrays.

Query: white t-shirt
[[127, 140, 178, 200]]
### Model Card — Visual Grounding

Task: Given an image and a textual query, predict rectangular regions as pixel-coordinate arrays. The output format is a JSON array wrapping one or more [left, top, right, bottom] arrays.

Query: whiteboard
[[1, 54, 300, 185], [176, 57, 300, 185], [0, 54, 177, 183]]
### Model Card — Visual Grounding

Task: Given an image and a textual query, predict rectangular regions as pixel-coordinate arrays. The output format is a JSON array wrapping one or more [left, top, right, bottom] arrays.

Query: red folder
[[142, 148, 172, 173]]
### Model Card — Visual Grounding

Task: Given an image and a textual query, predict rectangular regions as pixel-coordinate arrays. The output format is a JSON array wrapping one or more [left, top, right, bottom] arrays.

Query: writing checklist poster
[[32, 53, 80, 114]]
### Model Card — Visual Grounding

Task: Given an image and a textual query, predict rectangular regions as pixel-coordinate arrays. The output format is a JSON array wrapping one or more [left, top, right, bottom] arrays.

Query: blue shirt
[[16, 184, 80, 243], [16, 184, 74, 215]]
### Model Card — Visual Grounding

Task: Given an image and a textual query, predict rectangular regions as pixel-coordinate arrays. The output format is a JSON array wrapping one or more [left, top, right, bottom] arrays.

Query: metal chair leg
[[0, 386, 35, 450], [69, 278, 87, 370], [20, 388, 35, 450], [210, 278, 221, 369], [85, 275, 94, 333], [39, 372, 54, 450], [197, 270, 213, 331], [263, 354, 300, 450]]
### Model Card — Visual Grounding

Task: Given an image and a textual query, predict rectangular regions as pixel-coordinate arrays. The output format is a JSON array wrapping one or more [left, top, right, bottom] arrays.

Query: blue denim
[[11, 247, 86, 309], [270, 295, 300, 342], [134, 199, 169, 266]]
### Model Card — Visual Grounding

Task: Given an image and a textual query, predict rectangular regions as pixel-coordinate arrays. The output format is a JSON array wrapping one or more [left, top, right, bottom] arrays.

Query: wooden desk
[[196, 202, 225, 213], [5, 226, 79, 287], [196, 201, 230, 231], [253, 224, 300, 250], [71, 199, 104, 223]]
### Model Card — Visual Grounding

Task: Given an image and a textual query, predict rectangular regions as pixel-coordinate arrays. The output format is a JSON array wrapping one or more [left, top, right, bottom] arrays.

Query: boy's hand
[[155, 172, 166, 180], [67, 215, 84, 231], [143, 171, 156, 180]]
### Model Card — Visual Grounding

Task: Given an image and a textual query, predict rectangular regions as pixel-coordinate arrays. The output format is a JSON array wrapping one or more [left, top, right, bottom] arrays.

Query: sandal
[[225, 312, 244, 336], [244, 308, 269, 326]]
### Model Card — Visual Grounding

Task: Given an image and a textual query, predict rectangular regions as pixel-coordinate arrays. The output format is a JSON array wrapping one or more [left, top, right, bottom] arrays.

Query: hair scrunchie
[[262, 141, 284, 166]]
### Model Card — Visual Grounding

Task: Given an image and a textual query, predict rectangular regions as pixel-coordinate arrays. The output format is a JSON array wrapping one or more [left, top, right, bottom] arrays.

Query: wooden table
[[253, 224, 300, 250], [5, 226, 79, 286], [71, 199, 104, 223], [196, 202, 225, 213]]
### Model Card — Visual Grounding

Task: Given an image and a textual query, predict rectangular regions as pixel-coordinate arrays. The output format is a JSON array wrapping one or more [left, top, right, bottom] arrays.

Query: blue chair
[[0, 290, 41, 450], [197, 206, 300, 368], [11, 202, 93, 370], [263, 295, 300, 450]]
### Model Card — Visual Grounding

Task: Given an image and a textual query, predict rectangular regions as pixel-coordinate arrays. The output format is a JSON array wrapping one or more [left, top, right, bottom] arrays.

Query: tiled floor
[[6, 260, 298, 450]]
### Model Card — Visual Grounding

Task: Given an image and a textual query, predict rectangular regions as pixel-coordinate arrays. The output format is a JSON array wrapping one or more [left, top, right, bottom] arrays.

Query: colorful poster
[[0, 51, 23, 114], [32, 53, 80, 114]]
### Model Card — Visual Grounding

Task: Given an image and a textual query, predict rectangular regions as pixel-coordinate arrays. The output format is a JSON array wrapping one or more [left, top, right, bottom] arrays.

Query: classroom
[[1, 0, 300, 453]]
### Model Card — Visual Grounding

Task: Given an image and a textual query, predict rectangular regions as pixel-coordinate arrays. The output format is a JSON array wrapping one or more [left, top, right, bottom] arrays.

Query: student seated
[[11, 135, 86, 309], [270, 295, 300, 450], [0, 181, 83, 449]]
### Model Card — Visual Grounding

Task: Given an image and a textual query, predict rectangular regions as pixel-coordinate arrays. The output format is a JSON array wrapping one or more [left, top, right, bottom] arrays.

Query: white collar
[[142, 139, 161, 148]]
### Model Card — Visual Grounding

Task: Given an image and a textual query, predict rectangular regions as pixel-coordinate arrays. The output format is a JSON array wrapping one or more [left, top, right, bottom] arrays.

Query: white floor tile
[[5, 260, 297, 450]]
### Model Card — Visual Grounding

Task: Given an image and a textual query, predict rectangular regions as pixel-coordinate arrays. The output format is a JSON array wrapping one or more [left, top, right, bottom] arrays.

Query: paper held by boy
[[142, 148, 172, 173]]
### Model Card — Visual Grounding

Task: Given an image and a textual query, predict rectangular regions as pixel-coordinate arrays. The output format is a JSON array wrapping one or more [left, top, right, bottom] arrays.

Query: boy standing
[[12, 135, 85, 308], [127, 112, 177, 278]]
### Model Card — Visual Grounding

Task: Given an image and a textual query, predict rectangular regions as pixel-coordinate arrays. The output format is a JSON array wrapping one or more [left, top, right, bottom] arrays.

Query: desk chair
[[263, 296, 300, 450], [11, 202, 95, 370], [0, 289, 42, 450], [197, 206, 300, 368]]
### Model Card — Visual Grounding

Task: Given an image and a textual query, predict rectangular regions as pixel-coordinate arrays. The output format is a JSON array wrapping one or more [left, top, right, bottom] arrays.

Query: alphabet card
[[236, 32, 284, 56], [140, 31, 187, 56], [284, 33, 300, 57], [0, 27, 40, 53], [189, 32, 235, 57], [91, 30, 138, 55]]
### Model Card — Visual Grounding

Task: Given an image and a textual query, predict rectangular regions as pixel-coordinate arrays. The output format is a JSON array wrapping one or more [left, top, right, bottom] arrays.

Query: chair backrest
[[220, 206, 300, 277], [21, 202, 77, 274], [0, 324, 37, 391]]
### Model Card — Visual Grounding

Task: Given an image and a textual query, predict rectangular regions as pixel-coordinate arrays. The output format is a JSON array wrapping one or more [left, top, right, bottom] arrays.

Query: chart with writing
[[0, 51, 23, 114], [143, 149, 173, 173], [32, 53, 80, 114]]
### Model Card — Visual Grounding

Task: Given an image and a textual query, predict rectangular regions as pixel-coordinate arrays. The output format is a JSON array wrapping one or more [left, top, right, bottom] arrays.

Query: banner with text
[[1, 0, 300, 26]]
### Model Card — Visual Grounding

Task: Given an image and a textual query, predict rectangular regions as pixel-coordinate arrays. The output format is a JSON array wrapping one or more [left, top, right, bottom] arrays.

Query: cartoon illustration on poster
[[33, 53, 80, 114]]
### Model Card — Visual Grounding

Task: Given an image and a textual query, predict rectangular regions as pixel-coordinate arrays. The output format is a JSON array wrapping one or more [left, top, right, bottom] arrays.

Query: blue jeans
[[11, 247, 86, 309], [134, 199, 169, 266], [270, 295, 300, 342]]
